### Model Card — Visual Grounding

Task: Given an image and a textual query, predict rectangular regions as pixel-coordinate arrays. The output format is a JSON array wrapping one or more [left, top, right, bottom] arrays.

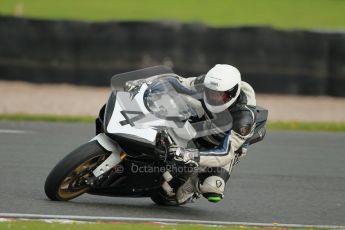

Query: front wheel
[[44, 141, 110, 201]]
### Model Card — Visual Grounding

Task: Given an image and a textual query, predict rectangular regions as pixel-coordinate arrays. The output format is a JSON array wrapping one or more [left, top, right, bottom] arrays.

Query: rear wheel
[[44, 141, 110, 201], [150, 188, 183, 206]]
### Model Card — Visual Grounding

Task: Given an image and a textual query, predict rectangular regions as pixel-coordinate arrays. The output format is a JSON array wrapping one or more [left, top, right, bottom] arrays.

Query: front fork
[[89, 133, 126, 178]]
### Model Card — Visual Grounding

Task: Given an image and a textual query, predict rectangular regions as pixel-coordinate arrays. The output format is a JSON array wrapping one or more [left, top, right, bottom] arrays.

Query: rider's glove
[[168, 145, 200, 167], [124, 79, 145, 92]]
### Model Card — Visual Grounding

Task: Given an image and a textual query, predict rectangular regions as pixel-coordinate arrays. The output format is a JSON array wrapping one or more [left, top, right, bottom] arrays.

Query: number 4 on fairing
[[119, 110, 145, 126]]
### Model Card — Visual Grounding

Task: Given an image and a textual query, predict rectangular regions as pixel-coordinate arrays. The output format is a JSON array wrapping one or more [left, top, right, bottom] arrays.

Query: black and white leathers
[[157, 74, 257, 203], [177, 75, 257, 170]]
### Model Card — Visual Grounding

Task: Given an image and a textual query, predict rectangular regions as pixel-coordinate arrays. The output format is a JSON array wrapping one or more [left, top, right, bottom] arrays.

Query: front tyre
[[44, 141, 110, 201]]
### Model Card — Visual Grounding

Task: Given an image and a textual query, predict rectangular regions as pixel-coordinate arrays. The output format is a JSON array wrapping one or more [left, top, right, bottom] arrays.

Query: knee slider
[[198, 168, 229, 202], [199, 176, 225, 202]]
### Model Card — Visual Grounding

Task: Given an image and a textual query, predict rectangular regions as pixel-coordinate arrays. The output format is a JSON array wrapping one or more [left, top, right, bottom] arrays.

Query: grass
[[0, 0, 344, 29], [267, 121, 345, 132], [0, 113, 95, 123], [0, 220, 319, 230], [1, 113, 345, 132]]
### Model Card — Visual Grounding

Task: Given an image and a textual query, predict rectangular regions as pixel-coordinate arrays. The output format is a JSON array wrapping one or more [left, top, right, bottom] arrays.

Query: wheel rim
[[57, 154, 107, 200]]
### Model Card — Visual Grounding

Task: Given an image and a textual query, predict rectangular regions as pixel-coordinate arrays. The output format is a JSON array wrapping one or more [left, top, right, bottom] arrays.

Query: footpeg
[[161, 171, 175, 196]]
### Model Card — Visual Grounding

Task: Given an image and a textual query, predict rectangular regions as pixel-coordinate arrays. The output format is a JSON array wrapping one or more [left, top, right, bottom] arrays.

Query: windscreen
[[109, 66, 233, 141]]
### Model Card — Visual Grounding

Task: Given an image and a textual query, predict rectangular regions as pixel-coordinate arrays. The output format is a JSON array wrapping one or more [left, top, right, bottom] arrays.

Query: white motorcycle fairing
[[106, 83, 198, 146], [107, 84, 158, 144]]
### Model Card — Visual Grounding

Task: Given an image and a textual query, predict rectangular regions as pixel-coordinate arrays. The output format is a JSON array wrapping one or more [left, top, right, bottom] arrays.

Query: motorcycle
[[44, 66, 268, 206]]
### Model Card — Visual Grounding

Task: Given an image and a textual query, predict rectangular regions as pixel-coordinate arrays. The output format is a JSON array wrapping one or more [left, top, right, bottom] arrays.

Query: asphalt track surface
[[0, 121, 344, 226]]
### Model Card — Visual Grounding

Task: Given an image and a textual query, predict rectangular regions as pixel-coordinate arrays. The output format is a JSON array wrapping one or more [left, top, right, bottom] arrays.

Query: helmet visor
[[204, 84, 238, 106]]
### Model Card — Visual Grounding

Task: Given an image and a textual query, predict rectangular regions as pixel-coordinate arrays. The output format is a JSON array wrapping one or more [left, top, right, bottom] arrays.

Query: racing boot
[[199, 176, 225, 203], [176, 177, 197, 204]]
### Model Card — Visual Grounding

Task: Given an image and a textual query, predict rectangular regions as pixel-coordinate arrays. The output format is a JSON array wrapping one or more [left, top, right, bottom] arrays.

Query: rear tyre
[[44, 141, 110, 201], [150, 189, 185, 206]]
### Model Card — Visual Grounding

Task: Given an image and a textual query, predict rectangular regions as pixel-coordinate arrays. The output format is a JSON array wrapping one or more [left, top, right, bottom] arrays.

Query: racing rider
[[126, 64, 257, 203]]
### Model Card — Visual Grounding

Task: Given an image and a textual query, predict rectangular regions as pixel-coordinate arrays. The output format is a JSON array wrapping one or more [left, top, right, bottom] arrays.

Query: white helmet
[[203, 64, 241, 113]]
